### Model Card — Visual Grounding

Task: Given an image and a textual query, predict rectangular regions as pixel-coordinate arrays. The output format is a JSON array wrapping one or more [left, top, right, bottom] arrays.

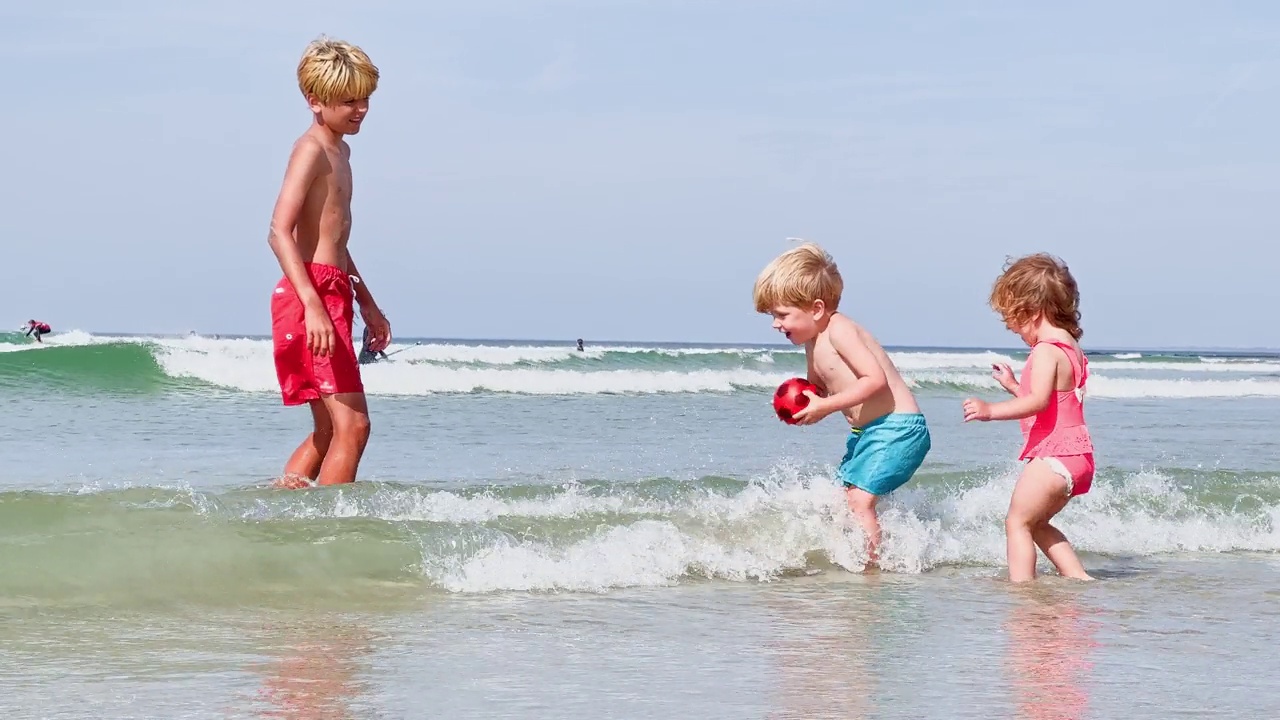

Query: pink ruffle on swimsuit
[[1018, 340, 1095, 497]]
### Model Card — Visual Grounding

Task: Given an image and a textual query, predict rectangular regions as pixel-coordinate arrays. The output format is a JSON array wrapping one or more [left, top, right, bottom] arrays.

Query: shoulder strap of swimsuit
[[1035, 340, 1086, 388]]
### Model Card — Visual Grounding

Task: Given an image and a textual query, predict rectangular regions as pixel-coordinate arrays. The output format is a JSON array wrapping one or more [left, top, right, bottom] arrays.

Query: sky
[[3, 0, 1278, 349]]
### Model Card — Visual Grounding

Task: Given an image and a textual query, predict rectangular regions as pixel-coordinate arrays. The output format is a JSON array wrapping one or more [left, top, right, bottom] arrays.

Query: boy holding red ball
[[753, 241, 932, 567]]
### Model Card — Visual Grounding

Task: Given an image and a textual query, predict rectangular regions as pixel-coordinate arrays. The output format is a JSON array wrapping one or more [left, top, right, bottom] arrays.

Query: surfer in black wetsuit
[[576, 338, 584, 352], [358, 325, 389, 365], [23, 319, 51, 343]]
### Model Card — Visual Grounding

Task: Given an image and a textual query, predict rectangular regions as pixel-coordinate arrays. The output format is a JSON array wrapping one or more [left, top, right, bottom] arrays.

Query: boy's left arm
[[347, 251, 392, 352], [793, 323, 887, 425]]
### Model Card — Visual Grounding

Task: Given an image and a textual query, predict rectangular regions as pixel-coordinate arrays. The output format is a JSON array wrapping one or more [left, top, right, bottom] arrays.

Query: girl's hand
[[991, 363, 1017, 393], [962, 397, 992, 422]]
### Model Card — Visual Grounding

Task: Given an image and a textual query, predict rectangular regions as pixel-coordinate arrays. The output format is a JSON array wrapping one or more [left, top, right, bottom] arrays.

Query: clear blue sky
[[3, 1, 1277, 349]]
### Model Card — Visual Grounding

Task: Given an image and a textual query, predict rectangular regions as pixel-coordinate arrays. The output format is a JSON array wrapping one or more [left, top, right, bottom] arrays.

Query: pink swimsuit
[[1018, 340, 1095, 497]]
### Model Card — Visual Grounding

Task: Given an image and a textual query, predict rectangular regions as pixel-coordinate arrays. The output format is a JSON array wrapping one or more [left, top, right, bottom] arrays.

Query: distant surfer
[[22, 319, 51, 343], [576, 338, 584, 352], [359, 325, 388, 365]]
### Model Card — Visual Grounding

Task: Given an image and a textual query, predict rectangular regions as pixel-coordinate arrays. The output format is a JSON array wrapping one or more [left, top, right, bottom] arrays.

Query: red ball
[[773, 377, 821, 425]]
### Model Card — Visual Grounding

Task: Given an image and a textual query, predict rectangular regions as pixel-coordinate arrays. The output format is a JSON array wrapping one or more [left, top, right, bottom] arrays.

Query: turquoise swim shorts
[[838, 412, 931, 496]]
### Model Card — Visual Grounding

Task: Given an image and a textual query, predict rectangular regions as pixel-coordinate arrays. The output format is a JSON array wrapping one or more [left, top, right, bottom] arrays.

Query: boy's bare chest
[[328, 160, 353, 203], [807, 343, 851, 387], [307, 167, 352, 216]]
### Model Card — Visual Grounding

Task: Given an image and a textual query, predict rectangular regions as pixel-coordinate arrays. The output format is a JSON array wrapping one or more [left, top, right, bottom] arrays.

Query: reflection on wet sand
[[1004, 586, 1100, 720], [764, 576, 882, 720], [253, 615, 377, 720]]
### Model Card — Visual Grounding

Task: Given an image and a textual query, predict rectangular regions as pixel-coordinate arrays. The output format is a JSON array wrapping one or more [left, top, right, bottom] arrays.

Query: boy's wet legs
[[276, 401, 335, 489], [314, 392, 371, 486], [845, 486, 881, 569]]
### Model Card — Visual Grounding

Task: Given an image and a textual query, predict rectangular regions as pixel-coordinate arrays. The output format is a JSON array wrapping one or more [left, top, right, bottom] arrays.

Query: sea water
[[1, 331, 1278, 718]]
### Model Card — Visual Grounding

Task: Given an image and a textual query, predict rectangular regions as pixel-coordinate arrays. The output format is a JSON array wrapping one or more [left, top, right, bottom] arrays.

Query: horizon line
[[24, 328, 1280, 355]]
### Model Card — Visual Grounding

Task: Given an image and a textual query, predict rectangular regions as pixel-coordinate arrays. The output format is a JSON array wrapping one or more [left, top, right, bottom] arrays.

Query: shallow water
[[2, 333, 1278, 717]]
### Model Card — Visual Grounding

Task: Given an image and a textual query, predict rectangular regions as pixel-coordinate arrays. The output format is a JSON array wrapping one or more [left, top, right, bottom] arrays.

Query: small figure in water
[[23, 319, 51, 343], [576, 338, 584, 352], [358, 325, 389, 365]]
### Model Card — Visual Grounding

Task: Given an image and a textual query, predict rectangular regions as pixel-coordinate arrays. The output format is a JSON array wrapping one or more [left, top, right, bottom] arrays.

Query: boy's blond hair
[[989, 253, 1083, 339], [297, 36, 380, 105], [753, 241, 844, 313]]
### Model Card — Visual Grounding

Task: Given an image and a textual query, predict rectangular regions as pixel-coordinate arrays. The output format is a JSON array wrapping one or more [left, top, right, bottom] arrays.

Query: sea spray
[[2, 466, 1276, 603]]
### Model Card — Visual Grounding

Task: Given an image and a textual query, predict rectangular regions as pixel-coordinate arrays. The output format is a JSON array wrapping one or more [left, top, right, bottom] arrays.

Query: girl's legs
[[1005, 460, 1089, 581], [1032, 518, 1091, 581]]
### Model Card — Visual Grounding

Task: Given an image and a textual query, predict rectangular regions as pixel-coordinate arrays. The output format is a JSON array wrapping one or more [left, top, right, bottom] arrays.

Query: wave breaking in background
[[2, 331, 1280, 398], [1, 466, 1276, 604]]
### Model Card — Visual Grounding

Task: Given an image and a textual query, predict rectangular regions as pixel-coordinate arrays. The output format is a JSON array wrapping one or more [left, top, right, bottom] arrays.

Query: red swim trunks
[[270, 263, 364, 406]]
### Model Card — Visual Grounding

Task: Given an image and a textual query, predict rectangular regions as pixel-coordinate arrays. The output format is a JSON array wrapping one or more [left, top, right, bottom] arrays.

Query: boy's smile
[[312, 96, 370, 136], [770, 304, 821, 345]]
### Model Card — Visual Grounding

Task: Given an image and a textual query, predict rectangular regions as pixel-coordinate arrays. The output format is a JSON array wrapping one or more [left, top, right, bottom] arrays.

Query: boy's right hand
[[304, 302, 336, 357]]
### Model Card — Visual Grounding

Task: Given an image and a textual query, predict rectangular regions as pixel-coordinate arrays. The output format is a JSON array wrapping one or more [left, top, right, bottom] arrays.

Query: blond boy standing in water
[[267, 37, 391, 489], [754, 242, 932, 565]]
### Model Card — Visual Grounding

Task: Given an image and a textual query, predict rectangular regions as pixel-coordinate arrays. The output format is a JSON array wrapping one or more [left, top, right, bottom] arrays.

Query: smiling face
[[752, 243, 844, 344], [768, 302, 826, 345], [296, 37, 379, 137], [310, 95, 369, 135]]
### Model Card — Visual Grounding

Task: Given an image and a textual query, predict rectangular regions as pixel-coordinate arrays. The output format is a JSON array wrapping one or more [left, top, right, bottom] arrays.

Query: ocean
[[2, 330, 1278, 718]]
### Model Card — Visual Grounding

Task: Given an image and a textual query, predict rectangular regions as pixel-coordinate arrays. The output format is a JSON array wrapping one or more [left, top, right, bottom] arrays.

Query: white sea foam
[[140, 337, 1280, 399], [230, 465, 1280, 593], [13, 332, 1280, 399]]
